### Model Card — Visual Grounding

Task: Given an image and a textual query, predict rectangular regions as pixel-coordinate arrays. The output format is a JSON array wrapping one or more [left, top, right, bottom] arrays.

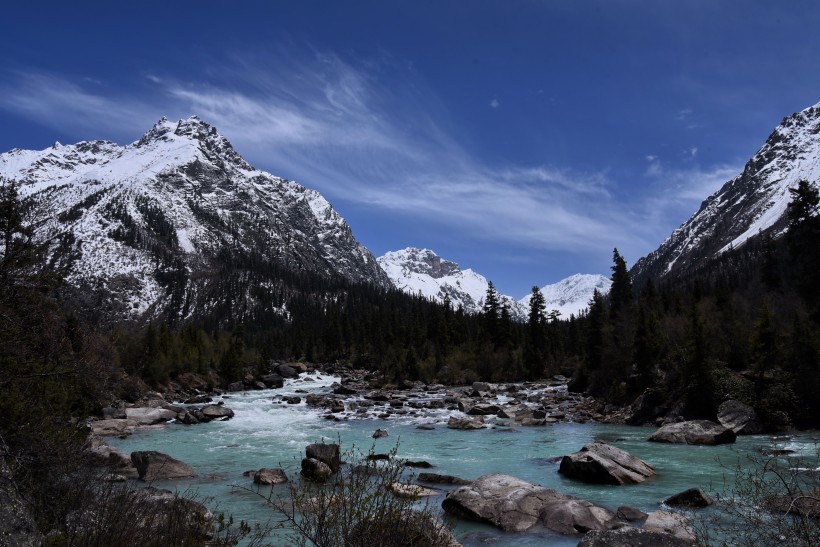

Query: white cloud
[[490, 98, 500, 108]]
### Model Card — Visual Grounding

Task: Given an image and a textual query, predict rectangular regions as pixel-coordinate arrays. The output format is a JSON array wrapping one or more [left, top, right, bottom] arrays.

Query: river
[[107, 373, 820, 546]]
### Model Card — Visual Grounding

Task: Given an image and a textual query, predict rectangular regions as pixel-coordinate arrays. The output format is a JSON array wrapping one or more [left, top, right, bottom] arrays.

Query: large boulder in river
[[663, 488, 713, 508], [717, 399, 763, 435], [305, 443, 341, 472], [648, 420, 736, 445], [131, 451, 197, 481], [301, 458, 333, 482], [200, 404, 234, 421], [253, 468, 288, 485], [558, 442, 656, 485], [442, 473, 613, 534], [447, 416, 485, 430]]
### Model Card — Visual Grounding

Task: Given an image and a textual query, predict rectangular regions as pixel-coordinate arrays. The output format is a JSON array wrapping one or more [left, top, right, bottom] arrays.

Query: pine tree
[[524, 286, 547, 379], [609, 248, 633, 319], [482, 281, 501, 346]]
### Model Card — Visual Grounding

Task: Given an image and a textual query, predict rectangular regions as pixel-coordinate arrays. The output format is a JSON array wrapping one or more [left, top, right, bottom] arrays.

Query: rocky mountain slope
[[378, 247, 609, 320], [0, 116, 390, 323], [633, 101, 820, 281]]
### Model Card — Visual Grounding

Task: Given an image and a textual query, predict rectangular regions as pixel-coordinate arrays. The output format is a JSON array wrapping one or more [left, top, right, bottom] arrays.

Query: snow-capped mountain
[[378, 247, 609, 320], [633, 101, 820, 280], [522, 274, 612, 319], [0, 116, 390, 322]]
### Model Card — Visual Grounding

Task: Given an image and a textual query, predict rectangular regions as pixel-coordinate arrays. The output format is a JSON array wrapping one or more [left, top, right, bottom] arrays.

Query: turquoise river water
[[108, 373, 820, 546]]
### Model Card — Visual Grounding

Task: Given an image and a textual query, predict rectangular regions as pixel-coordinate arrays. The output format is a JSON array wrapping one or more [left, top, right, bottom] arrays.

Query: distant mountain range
[[633, 101, 820, 281], [3, 98, 816, 326], [378, 247, 610, 319]]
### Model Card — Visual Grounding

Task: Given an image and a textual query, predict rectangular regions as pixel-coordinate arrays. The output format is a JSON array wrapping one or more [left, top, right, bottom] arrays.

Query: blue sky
[[2, 1, 820, 297]]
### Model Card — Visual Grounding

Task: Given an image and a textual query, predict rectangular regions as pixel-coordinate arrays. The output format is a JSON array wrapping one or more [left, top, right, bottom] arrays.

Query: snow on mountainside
[[378, 248, 609, 320], [522, 273, 612, 319], [0, 116, 390, 322], [633, 101, 820, 280]]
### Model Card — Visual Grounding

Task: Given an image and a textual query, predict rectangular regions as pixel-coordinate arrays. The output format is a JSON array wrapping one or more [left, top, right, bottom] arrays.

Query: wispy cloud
[[0, 55, 681, 259]]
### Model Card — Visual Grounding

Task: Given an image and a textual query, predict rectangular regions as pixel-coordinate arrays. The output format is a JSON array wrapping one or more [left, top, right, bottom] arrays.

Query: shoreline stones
[[717, 399, 763, 435], [131, 450, 197, 481], [253, 468, 288, 486]]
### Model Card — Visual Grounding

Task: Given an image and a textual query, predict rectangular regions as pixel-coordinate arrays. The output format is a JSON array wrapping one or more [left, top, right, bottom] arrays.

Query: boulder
[[253, 468, 288, 486], [616, 506, 648, 521], [372, 428, 389, 439], [643, 511, 695, 542], [662, 488, 713, 508], [558, 442, 656, 485], [648, 420, 736, 445], [101, 406, 127, 420], [124, 407, 178, 425], [405, 460, 433, 468], [717, 400, 763, 435], [131, 451, 197, 481], [200, 404, 234, 421], [387, 482, 439, 498], [578, 527, 694, 546], [418, 472, 471, 485], [284, 396, 301, 404], [276, 364, 297, 378], [227, 381, 244, 392], [305, 443, 341, 472], [625, 389, 668, 426], [472, 381, 491, 393], [90, 418, 139, 436], [301, 458, 332, 482], [447, 416, 485, 430], [260, 373, 284, 388], [442, 473, 613, 534]]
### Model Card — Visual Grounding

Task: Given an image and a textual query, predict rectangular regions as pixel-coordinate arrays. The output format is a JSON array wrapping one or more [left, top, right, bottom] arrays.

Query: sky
[[2, 1, 820, 298]]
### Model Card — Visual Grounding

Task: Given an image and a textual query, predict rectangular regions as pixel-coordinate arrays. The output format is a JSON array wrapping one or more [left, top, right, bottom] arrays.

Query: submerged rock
[[643, 511, 695, 542], [253, 468, 288, 486], [442, 473, 613, 534], [648, 420, 736, 445], [578, 527, 694, 546], [558, 442, 656, 485]]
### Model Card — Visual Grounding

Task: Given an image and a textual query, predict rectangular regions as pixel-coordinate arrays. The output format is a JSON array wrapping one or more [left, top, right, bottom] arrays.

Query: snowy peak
[[0, 116, 390, 322], [633, 100, 820, 280], [524, 274, 612, 319], [379, 248, 608, 320]]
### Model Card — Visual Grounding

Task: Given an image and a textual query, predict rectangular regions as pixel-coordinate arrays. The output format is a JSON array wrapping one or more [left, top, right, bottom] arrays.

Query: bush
[[696, 450, 820, 546], [267, 443, 456, 547]]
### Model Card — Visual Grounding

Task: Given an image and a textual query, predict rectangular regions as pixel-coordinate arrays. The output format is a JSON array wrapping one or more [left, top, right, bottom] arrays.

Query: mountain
[[377, 247, 609, 320], [0, 116, 390, 323], [633, 101, 820, 281], [521, 273, 612, 319]]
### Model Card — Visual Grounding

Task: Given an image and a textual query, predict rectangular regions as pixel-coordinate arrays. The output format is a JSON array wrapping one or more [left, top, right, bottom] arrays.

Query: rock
[[131, 451, 197, 481], [717, 400, 764, 435], [662, 488, 713, 508], [616, 506, 648, 521], [648, 420, 736, 445], [625, 389, 668, 426], [558, 442, 656, 485], [125, 407, 178, 425], [175, 410, 200, 425], [578, 527, 694, 546], [253, 468, 288, 485], [127, 487, 213, 540], [86, 439, 139, 479], [442, 473, 613, 534], [372, 428, 388, 439], [200, 404, 234, 421], [305, 443, 341, 472], [305, 394, 326, 406], [183, 394, 213, 404], [260, 373, 284, 388], [447, 416, 485, 430], [301, 458, 332, 482], [284, 396, 301, 404], [90, 418, 139, 436], [416, 424, 435, 430], [388, 482, 439, 498], [472, 381, 491, 393], [334, 385, 358, 395], [277, 364, 297, 378], [405, 460, 433, 468], [101, 406, 127, 420], [467, 404, 500, 416], [418, 472, 471, 485], [643, 511, 695, 542], [227, 381, 244, 392]]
